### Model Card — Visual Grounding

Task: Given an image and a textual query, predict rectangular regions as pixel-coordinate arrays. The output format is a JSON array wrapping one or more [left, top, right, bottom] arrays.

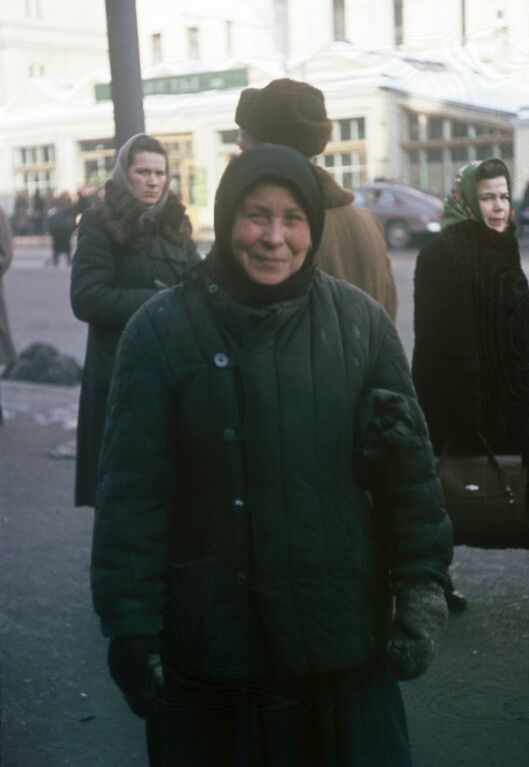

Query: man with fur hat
[[235, 77, 397, 319]]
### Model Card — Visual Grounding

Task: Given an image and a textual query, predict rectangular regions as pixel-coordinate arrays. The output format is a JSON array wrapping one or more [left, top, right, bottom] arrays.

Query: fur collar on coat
[[95, 180, 192, 247]]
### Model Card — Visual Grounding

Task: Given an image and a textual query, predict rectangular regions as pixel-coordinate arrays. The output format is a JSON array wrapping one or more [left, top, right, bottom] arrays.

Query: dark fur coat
[[412, 219, 529, 457], [70, 184, 200, 506], [95, 180, 192, 248]]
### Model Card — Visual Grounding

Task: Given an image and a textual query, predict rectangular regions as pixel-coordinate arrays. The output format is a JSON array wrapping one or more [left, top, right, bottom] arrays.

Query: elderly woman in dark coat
[[91, 145, 452, 766], [70, 133, 200, 507], [412, 158, 529, 606]]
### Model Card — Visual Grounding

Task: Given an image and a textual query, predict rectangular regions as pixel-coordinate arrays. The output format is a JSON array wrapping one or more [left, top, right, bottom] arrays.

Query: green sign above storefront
[[95, 68, 248, 102]]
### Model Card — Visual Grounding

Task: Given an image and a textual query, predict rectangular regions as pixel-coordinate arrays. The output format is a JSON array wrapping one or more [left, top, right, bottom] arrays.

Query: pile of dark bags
[[2, 342, 82, 386]]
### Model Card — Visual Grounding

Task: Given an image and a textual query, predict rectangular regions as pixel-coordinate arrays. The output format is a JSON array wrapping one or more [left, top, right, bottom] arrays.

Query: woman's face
[[127, 151, 167, 205], [477, 176, 510, 232], [230, 183, 312, 286]]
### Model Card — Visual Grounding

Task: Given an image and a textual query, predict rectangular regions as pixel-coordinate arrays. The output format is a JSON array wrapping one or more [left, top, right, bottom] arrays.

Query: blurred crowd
[[10, 186, 101, 237]]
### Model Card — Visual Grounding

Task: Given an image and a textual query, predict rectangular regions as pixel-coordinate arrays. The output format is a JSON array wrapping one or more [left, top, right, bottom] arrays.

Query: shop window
[[78, 139, 115, 187], [403, 108, 513, 196], [452, 120, 468, 138], [426, 148, 444, 195], [408, 113, 420, 141], [14, 143, 56, 195], [408, 149, 421, 188], [427, 117, 444, 140], [475, 144, 494, 160]]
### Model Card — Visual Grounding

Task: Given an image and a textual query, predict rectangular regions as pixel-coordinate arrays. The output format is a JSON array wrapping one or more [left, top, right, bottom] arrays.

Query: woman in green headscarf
[[412, 158, 529, 608]]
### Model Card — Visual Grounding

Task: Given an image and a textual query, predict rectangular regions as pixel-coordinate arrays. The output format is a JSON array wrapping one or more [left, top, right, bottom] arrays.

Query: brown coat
[[0, 206, 16, 363], [315, 166, 397, 320]]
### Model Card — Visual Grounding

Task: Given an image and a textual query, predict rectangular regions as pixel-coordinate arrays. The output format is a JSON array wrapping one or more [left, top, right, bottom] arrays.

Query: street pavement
[[1, 241, 528, 766]]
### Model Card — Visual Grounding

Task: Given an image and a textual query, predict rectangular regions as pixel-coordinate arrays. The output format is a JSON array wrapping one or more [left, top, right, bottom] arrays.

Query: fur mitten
[[107, 634, 164, 718], [387, 579, 448, 681]]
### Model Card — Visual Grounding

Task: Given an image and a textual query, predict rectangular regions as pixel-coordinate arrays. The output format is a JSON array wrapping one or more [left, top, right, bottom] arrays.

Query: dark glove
[[387, 579, 448, 681], [107, 634, 164, 718]]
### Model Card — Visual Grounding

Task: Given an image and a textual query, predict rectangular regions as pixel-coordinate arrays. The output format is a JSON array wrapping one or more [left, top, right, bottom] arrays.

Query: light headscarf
[[442, 158, 512, 230], [111, 133, 170, 216]]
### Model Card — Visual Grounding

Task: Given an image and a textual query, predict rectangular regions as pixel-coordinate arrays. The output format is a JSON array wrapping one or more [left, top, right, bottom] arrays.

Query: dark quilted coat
[[91, 264, 452, 681], [71, 191, 200, 507]]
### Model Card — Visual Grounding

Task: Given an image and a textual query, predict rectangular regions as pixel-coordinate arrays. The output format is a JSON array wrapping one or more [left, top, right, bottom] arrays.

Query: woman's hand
[[387, 579, 448, 681], [107, 634, 164, 718]]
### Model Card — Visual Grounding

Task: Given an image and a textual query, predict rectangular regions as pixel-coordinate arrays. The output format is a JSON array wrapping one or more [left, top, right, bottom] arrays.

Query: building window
[[332, 0, 346, 42], [317, 117, 367, 188], [402, 109, 513, 196], [188, 27, 199, 60], [225, 20, 233, 57], [152, 33, 162, 64], [14, 144, 56, 195], [78, 139, 115, 186], [394, 0, 404, 47]]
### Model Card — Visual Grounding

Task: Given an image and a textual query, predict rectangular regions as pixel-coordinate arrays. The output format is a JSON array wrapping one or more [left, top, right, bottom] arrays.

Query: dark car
[[354, 182, 443, 249]]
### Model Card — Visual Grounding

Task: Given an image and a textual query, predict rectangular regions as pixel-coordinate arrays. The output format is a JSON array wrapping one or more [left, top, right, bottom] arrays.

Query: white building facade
[[0, 0, 528, 238]]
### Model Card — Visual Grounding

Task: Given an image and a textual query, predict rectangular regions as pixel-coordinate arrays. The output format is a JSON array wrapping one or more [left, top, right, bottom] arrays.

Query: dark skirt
[[146, 658, 412, 767]]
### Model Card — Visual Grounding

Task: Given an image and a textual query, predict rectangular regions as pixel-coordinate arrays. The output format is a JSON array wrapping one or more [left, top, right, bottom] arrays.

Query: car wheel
[[386, 219, 411, 249]]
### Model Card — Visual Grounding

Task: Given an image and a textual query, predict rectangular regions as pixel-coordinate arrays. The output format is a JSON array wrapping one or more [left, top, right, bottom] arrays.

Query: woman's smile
[[231, 184, 312, 286]]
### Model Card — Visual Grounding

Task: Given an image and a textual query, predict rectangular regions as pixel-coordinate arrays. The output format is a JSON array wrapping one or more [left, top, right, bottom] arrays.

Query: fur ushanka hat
[[235, 78, 333, 157]]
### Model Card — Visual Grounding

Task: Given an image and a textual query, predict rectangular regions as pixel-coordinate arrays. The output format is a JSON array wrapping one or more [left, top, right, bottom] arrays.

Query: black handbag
[[436, 435, 529, 549]]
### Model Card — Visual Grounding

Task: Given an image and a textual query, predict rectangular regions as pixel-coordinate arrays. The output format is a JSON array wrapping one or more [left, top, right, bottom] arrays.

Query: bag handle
[[439, 431, 515, 501]]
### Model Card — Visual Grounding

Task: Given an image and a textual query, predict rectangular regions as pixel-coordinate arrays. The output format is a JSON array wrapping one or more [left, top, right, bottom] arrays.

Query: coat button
[[231, 498, 245, 512], [208, 283, 219, 294], [223, 427, 239, 443], [236, 572, 247, 585], [213, 352, 229, 368]]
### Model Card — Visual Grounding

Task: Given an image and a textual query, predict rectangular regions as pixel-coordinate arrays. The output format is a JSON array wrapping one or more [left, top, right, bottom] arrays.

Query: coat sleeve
[[359, 311, 453, 588], [91, 308, 174, 637], [70, 208, 157, 329]]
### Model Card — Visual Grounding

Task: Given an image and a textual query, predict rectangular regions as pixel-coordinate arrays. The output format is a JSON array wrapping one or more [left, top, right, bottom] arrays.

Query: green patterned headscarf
[[442, 158, 512, 230]]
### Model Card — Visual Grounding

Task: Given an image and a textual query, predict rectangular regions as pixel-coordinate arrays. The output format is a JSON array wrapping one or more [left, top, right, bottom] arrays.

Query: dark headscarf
[[442, 158, 512, 229], [111, 133, 170, 216], [208, 144, 325, 306]]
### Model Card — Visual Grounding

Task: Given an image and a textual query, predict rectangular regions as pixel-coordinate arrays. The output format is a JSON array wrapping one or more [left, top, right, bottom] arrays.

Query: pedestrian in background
[[70, 133, 200, 508], [0, 203, 16, 423], [31, 189, 45, 235], [412, 158, 529, 611], [46, 191, 77, 266], [235, 77, 397, 319], [91, 145, 451, 766]]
